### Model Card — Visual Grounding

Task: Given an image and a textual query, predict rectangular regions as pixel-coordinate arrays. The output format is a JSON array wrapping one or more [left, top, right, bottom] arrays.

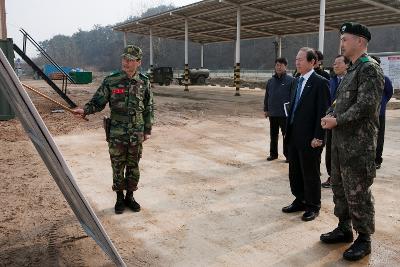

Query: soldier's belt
[[110, 112, 135, 122]]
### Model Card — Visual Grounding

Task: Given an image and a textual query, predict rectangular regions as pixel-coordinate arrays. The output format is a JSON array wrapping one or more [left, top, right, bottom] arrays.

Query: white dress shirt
[[299, 69, 314, 96]]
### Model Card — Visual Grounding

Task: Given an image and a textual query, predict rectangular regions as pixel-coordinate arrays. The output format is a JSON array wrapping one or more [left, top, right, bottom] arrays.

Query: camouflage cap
[[340, 22, 371, 42], [121, 45, 143, 60]]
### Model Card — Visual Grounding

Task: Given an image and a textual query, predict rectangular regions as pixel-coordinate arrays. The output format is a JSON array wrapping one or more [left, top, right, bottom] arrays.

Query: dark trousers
[[325, 129, 332, 176], [269, 116, 288, 158], [376, 115, 385, 164], [288, 139, 322, 211]]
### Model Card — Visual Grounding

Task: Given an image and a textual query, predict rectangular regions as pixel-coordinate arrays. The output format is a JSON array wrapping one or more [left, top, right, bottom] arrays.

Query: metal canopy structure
[[114, 0, 400, 44], [113, 0, 400, 94]]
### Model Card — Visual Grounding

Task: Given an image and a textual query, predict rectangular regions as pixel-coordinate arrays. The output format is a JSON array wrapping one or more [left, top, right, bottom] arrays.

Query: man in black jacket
[[264, 57, 294, 161], [282, 47, 330, 221], [314, 50, 331, 80]]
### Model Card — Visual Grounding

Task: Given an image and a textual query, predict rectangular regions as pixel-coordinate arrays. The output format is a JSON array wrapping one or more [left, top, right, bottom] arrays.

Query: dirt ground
[[1, 79, 399, 266]]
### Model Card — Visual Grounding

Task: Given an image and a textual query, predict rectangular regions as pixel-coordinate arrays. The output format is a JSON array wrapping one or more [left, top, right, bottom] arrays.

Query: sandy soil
[[1, 79, 399, 266]]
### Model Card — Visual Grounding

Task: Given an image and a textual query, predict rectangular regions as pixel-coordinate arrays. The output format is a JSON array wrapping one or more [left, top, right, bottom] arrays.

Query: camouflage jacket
[[332, 55, 384, 152], [84, 71, 154, 140]]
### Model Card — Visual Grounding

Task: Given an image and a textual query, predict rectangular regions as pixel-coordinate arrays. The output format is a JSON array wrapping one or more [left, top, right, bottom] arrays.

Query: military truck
[[152, 67, 173, 86], [177, 68, 210, 85]]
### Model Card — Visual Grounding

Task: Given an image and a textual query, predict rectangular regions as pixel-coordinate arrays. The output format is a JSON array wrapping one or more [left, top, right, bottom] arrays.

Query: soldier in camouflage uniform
[[320, 23, 384, 261], [73, 45, 154, 214]]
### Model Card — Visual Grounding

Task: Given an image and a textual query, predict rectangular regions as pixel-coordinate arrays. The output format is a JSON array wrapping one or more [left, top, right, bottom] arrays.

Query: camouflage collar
[[121, 70, 140, 82], [131, 72, 141, 82], [348, 53, 369, 71]]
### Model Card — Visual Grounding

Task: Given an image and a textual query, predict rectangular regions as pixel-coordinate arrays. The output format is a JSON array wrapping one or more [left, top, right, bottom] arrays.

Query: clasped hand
[[321, 115, 337, 129], [311, 138, 323, 148]]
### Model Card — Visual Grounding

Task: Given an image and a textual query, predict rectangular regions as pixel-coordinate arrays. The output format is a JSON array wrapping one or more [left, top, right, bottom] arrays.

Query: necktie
[[290, 77, 304, 124]]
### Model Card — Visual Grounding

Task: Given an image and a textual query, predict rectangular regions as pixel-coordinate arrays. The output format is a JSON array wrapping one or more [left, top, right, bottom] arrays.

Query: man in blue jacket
[[371, 56, 394, 169], [264, 57, 294, 161]]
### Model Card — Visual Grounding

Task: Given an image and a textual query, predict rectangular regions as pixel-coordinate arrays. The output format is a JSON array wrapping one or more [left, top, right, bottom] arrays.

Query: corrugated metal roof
[[113, 0, 400, 43]]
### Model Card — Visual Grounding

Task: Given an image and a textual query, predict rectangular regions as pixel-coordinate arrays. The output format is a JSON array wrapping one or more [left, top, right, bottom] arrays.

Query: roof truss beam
[[300, 6, 377, 20], [171, 13, 274, 37], [137, 22, 232, 42], [359, 0, 400, 14], [219, 0, 336, 30]]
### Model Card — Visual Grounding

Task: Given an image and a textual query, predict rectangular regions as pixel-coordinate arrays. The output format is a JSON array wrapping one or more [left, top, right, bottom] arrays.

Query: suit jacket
[[285, 72, 330, 149], [328, 75, 341, 105]]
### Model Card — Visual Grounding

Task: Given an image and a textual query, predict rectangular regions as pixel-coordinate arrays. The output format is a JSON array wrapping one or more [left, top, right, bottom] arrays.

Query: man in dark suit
[[282, 47, 330, 221]]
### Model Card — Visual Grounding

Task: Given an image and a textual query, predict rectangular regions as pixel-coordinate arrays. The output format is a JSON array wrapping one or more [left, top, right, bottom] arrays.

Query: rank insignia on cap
[[339, 22, 371, 42]]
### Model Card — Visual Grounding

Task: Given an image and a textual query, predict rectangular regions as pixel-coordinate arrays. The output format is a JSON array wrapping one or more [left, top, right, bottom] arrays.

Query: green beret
[[340, 22, 371, 42], [121, 45, 143, 60]]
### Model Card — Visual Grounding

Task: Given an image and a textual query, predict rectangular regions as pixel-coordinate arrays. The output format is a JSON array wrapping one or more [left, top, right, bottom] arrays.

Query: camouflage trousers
[[330, 145, 375, 234], [108, 139, 143, 192]]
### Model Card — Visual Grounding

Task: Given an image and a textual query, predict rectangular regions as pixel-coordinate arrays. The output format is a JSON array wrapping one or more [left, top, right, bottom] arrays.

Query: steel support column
[[318, 0, 326, 53], [234, 6, 241, 96], [201, 43, 204, 68], [278, 36, 282, 57], [22, 34, 27, 54], [149, 27, 154, 85], [123, 32, 127, 47], [0, 0, 6, 40], [184, 18, 189, 91]]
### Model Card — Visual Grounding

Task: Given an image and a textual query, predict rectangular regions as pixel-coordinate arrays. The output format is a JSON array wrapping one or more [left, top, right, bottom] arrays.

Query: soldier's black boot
[[125, 191, 141, 212], [343, 233, 371, 261], [320, 227, 354, 244], [114, 191, 125, 214]]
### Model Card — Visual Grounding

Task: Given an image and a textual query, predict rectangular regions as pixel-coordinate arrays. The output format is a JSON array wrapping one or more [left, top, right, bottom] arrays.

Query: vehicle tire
[[158, 82, 164, 86], [165, 79, 171, 86], [197, 76, 206, 85]]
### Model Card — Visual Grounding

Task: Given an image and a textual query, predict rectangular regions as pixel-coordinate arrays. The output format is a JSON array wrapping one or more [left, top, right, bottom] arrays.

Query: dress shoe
[[282, 203, 306, 213], [320, 227, 354, 243], [343, 234, 371, 261], [267, 155, 278, 161], [301, 210, 319, 221], [321, 177, 331, 188]]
